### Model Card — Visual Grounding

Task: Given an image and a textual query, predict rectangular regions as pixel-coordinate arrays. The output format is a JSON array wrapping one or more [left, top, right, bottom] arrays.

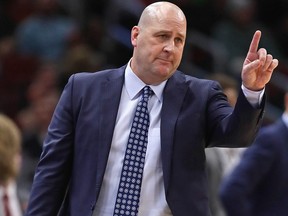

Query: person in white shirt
[[0, 113, 24, 216]]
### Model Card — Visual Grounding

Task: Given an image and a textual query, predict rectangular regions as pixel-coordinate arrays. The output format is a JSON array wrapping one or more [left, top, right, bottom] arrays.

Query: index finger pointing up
[[248, 30, 261, 54]]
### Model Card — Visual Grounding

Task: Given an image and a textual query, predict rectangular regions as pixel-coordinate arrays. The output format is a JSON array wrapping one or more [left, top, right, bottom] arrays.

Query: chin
[[152, 64, 174, 78], [159, 71, 174, 81]]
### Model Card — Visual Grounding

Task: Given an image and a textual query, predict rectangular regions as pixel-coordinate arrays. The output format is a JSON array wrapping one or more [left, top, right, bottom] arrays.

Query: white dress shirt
[[93, 62, 171, 216], [0, 182, 23, 216], [93, 61, 264, 215]]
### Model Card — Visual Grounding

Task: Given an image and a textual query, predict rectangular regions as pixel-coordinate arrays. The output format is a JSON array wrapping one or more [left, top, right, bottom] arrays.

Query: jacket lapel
[[95, 67, 125, 189], [161, 72, 188, 192]]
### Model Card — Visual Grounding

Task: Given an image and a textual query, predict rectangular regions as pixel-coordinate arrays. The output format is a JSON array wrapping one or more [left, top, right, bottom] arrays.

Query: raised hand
[[241, 30, 279, 91]]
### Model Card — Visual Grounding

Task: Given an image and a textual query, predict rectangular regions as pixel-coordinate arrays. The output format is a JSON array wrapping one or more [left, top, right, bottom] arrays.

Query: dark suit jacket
[[25, 65, 264, 216], [220, 118, 288, 216]]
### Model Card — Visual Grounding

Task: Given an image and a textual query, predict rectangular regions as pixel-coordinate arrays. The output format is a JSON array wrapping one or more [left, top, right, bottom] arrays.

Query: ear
[[131, 26, 140, 47]]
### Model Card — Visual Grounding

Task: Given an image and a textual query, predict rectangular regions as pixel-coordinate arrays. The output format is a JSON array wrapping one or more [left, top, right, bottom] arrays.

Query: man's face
[[131, 10, 186, 84]]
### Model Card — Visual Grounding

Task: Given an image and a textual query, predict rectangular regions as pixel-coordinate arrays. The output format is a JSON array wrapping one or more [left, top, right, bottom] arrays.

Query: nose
[[163, 40, 175, 52]]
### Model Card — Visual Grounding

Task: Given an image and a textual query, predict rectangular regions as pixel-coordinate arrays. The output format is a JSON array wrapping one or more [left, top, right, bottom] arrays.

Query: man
[[220, 91, 288, 216], [25, 2, 278, 216], [0, 113, 24, 216]]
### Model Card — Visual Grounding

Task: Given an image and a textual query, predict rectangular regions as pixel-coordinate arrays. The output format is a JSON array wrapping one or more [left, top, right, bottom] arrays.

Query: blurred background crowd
[[0, 0, 288, 214]]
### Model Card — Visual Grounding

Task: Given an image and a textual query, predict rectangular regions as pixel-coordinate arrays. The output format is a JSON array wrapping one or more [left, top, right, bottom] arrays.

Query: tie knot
[[143, 86, 153, 99]]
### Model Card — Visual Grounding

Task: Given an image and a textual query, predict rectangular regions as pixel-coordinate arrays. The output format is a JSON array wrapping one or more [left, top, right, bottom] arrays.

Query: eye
[[159, 34, 168, 40], [175, 38, 183, 44]]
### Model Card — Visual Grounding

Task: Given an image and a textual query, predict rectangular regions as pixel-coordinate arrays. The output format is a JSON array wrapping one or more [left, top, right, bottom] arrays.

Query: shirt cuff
[[241, 84, 265, 108]]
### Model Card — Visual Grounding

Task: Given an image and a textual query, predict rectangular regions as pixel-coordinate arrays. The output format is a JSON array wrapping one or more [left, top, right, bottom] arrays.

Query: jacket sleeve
[[25, 75, 76, 216], [219, 129, 276, 216]]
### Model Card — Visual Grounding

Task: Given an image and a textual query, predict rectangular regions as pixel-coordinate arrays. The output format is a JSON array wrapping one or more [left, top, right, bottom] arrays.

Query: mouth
[[157, 58, 172, 64]]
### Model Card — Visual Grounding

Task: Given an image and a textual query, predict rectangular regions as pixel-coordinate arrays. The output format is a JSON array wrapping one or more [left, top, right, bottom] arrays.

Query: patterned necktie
[[113, 86, 153, 216], [2, 190, 11, 216]]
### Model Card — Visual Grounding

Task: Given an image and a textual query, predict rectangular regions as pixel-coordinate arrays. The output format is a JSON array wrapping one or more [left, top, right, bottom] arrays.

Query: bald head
[[138, 1, 186, 28], [130, 1, 187, 84]]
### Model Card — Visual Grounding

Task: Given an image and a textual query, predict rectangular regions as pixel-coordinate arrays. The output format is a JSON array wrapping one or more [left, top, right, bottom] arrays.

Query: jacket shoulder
[[73, 66, 125, 82], [174, 70, 221, 92]]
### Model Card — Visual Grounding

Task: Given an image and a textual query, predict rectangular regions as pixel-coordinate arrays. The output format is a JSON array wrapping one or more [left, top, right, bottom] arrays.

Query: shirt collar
[[0, 181, 17, 196], [125, 59, 167, 102]]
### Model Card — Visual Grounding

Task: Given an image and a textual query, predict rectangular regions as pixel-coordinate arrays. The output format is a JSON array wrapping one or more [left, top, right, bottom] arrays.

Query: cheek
[[175, 50, 184, 63], [14, 154, 22, 170]]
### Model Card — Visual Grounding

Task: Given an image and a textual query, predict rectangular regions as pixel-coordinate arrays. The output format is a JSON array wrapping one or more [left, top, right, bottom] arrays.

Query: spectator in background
[[212, 0, 282, 78], [0, 0, 16, 39], [220, 91, 288, 216], [14, 0, 79, 63], [0, 26, 39, 119], [103, 0, 148, 67], [273, 8, 288, 77], [0, 113, 25, 215], [15, 63, 60, 202], [169, 0, 228, 36]]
